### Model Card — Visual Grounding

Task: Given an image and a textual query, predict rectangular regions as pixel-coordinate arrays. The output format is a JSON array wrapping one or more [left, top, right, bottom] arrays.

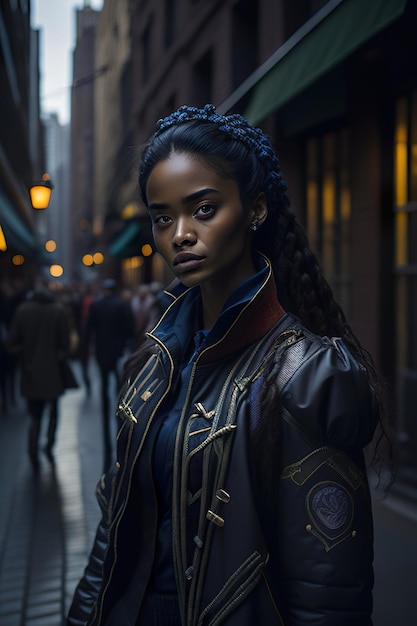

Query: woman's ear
[[253, 193, 268, 226]]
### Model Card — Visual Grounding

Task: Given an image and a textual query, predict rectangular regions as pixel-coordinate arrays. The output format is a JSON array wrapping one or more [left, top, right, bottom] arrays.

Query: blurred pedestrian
[[6, 286, 71, 471], [130, 281, 163, 346], [77, 282, 96, 394], [85, 278, 135, 471], [0, 282, 26, 413]]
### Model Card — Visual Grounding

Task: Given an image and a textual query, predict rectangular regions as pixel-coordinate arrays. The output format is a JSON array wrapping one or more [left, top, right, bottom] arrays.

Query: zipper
[[172, 360, 199, 623]]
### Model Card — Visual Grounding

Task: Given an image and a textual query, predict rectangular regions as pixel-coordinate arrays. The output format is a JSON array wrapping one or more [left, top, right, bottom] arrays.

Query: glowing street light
[[29, 173, 54, 209], [45, 239, 57, 252], [0, 225, 7, 252], [50, 264, 64, 277]]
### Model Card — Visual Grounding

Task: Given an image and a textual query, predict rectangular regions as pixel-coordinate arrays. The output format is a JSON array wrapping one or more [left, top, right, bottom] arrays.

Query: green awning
[[0, 186, 39, 257], [240, 0, 408, 125]]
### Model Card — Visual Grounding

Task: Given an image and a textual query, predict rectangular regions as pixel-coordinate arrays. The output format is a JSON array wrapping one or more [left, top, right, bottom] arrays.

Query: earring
[[250, 219, 258, 231]]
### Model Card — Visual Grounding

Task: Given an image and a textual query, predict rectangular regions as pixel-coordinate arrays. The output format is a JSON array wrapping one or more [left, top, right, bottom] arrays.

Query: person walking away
[[85, 279, 135, 471], [6, 287, 71, 471], [78, 282, 96, 394], [0, 282, 26, 413]]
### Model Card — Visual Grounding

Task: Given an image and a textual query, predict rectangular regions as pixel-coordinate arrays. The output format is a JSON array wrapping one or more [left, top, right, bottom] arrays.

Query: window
[[192, 51, 212, 107], [305, 130, 351, 314], [394, 94, 417, 372]]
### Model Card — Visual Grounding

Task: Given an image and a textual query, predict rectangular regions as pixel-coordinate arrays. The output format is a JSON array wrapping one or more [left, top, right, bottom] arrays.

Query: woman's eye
[[153, 215, 172, 226], [194, 204, 216, 218]]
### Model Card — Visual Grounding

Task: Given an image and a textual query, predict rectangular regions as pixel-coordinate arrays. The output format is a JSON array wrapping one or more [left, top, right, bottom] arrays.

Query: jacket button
[[206, 510, 225, 527], [115, 461, 121, 468], [216, 489, 230, 503]]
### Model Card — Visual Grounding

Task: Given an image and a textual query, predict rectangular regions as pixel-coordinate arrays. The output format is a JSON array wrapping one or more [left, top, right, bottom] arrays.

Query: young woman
[[68, 104, 394, 626]]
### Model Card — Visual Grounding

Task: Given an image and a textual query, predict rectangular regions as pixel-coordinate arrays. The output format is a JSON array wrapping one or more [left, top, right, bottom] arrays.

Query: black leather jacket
[[68, 262, 376, 625]]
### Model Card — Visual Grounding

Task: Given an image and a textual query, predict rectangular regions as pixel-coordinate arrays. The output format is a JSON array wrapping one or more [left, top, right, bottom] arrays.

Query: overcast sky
[[32, 0, 104, 126]]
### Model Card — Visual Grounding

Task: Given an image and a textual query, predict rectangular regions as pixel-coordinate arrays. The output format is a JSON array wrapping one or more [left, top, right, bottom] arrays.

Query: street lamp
[[29, 173, 54, 209]]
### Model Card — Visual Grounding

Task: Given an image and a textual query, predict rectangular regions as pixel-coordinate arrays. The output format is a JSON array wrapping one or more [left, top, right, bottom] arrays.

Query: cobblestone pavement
[[0, 362, 416, 625]]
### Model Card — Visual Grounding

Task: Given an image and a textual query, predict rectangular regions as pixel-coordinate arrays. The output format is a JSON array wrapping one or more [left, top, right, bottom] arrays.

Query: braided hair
[[137, 104, 395, 486]]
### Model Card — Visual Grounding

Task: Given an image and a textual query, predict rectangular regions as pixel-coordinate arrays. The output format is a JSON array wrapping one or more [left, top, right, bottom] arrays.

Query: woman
[[68, 104, 394, 625]]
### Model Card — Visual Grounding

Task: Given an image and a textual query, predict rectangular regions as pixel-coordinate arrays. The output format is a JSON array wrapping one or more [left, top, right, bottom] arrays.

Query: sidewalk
[[0, 361, 104, 626], [0, 361, 416, 625]]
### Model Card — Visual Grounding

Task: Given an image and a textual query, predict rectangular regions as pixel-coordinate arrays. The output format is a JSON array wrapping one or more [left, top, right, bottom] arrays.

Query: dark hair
[[136, 104, 395, 489]]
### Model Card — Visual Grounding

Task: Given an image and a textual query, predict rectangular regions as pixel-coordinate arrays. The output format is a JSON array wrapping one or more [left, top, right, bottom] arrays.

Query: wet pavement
[[0, 361, 416, 625], [0, 361, 104, 626]]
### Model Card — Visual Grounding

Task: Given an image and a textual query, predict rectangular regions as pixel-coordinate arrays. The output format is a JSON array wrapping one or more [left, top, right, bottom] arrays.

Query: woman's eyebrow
[[148, 187, 220, 211], [183, 188, 220, 203]]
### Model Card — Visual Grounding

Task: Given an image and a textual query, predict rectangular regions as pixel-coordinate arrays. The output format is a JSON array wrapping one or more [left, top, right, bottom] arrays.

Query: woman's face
[[146, 152, 259, 295]]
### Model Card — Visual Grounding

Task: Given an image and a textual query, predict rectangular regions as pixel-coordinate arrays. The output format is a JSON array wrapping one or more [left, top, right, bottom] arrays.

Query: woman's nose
[[172, 219, 196, 247]]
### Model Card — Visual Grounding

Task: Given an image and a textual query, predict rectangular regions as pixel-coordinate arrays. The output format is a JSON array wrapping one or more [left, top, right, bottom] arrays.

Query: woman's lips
[[173, 252, 205, 271]]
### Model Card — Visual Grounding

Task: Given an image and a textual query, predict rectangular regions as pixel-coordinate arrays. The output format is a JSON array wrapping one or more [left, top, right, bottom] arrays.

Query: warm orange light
[[93, 251, 104, 264], [82, 253, 94, 266], [12, 254, 25, 265], [29, 174, 53, 209], [50, 264, 64, 277], [45, 239, 57, 252], [141, 243, 153, 257], [122, 256, 143, 270], [0, 226, 7, 252], [121, 203, 139, 219]]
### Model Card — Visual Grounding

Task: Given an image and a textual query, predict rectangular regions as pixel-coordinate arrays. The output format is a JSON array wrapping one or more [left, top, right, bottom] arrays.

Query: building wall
[[131, 0, 290, 147], [0, 1, 44, 287], [94, 0, 133, 225], [69, 5, 100, 280]]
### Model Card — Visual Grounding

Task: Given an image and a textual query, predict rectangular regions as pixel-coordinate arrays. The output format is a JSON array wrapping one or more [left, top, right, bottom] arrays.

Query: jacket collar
[[148, 255, 285, 365]]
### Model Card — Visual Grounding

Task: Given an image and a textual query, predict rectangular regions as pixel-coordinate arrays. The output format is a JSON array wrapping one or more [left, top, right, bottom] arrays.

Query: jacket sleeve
[[270, 336, 377, 625], [67, 468, 115, 625], [67, 515, 108, 625]]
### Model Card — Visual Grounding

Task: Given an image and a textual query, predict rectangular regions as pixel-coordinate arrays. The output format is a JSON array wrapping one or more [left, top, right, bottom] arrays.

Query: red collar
[[198, 270, 285, 364]]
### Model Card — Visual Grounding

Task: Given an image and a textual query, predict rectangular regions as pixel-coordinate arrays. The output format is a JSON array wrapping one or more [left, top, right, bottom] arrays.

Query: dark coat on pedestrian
[[7, 289, 71, 400], [85, 292, 135, 370]]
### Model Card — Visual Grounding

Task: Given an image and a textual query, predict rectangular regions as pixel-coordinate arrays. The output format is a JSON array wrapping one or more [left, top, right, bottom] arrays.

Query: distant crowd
[[0, 277, 164, 415]]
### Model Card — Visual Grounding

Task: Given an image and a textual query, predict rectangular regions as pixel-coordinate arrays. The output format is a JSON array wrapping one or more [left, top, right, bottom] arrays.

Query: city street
[[0, 360, 416, 625]]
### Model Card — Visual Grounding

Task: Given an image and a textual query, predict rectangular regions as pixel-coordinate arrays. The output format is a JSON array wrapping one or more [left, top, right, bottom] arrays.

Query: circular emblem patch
[[307, 482, 353, 539]]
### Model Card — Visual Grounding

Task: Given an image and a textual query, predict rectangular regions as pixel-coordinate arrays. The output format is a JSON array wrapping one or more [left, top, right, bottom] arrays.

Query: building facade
[[0, 1, 46, 289], [69, 3, 101, 281]]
